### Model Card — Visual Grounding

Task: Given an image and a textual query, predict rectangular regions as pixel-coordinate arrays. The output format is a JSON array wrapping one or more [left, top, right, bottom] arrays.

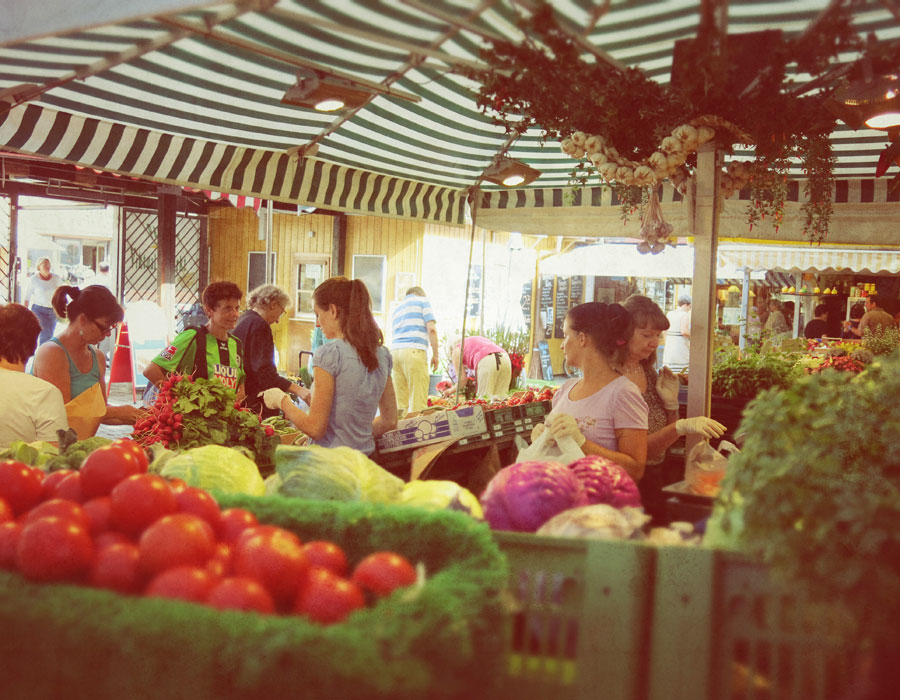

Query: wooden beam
[[157, 15, 421, 103], [295, 0, 493, 158], [516, 0, 627, 72], [0, 3, 257, 113], [266, 6, 492, 73], [397, 0, 505, 43]]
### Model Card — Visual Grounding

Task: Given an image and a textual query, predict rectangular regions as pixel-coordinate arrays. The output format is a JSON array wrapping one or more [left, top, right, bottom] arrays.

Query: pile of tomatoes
[[0, 440, 418, 624]]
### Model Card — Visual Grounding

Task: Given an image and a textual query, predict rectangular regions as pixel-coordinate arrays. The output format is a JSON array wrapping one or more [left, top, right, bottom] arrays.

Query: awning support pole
[[686, 140, 722, 450], [739, 267, 750, 350]]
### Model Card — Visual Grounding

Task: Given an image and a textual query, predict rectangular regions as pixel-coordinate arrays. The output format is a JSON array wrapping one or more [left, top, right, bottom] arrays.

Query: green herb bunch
[[711, 346, 800, 400], [707, 355, 900, 646]]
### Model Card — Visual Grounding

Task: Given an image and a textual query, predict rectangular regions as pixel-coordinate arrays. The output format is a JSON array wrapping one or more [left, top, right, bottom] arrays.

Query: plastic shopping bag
[[513, 429, 584, 465], [684, 439, 739, 496]]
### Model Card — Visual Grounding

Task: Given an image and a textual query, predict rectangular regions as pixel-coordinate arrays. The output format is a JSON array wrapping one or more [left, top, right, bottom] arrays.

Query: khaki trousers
[[392, 347, 429, 414]]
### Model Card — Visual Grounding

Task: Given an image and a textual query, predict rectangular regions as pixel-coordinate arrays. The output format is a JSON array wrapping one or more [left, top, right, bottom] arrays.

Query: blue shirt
[[390, 295, 435, 350], [312, 340, 392, 454]]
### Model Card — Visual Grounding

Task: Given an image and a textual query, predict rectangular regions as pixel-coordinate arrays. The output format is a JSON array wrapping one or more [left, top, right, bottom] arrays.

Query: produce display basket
[[492, 534, 857, 700], [493, 531, 656, 700], [0, 494, 508, 700], [647, 546, 855, 700]]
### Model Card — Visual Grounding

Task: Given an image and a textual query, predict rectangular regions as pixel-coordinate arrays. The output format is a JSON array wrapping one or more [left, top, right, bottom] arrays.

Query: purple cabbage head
[[566, 455, 642, 509], [480, 460, 588, 532]]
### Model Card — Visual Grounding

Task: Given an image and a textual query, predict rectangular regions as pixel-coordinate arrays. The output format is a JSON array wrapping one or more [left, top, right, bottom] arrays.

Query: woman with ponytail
[[33, 285, 142, 439], [530, 302, 649, 481], [262, 276, 397, 454]]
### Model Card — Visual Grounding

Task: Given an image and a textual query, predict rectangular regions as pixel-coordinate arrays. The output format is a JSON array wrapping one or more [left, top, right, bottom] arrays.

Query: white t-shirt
[[0, 369, 69, 447], [24, 273, 63, 308], [551, 375, 648, 451]]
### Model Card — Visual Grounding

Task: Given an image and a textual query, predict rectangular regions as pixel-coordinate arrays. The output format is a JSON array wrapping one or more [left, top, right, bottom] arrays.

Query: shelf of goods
[[0, 494, 509, 700], [495, 533, 856, 700]]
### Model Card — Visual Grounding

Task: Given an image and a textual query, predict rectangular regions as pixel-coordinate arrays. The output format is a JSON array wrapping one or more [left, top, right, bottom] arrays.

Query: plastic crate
[[493, 531, 656, 700], [493, 534, 857, 700], [0, 495, 508, 700], [647, 546, 855, 700]]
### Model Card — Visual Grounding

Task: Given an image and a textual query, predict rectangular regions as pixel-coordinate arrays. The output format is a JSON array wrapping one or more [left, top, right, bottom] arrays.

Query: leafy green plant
[[711, 347, 800, 400], [860, 324, 900, 356], [707, 355, 900, 649], [481, 325, 530, 357]]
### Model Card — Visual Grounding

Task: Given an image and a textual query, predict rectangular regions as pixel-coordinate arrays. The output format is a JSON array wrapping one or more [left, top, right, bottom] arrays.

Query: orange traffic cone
[[108, 322, 136, 402]]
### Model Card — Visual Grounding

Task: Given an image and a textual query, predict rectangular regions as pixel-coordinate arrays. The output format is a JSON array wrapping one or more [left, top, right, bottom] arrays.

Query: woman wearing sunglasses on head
[[33, 285, 142, 439]]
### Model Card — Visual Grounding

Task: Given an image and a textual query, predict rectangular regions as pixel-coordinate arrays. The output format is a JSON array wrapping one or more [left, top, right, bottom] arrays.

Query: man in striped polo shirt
[[390, 286, 439, 416]]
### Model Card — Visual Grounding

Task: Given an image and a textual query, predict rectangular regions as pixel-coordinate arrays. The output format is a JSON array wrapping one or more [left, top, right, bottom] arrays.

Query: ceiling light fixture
[[827, 72, 900, 131], [481, 156, 541, 187], [281, 67, 376, 113]]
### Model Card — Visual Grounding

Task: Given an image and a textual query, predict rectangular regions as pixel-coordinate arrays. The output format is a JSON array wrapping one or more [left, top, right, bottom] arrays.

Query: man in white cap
[[662, 294, 691, 373]]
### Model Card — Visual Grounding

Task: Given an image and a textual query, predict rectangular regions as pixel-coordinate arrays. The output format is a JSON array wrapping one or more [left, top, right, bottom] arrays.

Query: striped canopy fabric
[[1, 0, 898, 225], [717, 244, 900, 274]]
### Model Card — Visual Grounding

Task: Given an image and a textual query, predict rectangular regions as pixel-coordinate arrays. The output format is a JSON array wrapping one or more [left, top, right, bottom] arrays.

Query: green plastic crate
[[0, 494, 508, 700], [648, 546, 856, 700], [493, 531, 656, 700]]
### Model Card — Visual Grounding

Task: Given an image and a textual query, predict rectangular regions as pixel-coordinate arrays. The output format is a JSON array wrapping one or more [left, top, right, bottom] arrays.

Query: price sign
[[554, 277, 569, 338]]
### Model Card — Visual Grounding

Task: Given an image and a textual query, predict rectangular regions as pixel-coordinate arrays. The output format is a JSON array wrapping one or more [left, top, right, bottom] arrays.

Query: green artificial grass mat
[[0, 493, 509, 700]]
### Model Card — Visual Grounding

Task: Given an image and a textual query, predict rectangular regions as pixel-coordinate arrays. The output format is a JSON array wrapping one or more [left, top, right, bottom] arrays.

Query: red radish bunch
[[133, 373, 186, 448], [0, 443, 419, 624]]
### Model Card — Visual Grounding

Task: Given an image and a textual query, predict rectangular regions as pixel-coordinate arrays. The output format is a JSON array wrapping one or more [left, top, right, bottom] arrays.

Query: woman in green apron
[[33, 285, 142, 439]]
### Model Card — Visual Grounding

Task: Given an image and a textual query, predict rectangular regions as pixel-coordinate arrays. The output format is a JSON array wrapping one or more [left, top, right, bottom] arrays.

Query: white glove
[[676, 416, 727, 439], [260, 388, 288, 410], [547, 413, 586, 447], [656, 367, 680, 411], [530, 422, 547, 443]]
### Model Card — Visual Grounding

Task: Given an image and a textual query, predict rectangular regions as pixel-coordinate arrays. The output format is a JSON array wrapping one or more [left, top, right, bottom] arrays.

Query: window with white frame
[[294, 255, 329, 317]]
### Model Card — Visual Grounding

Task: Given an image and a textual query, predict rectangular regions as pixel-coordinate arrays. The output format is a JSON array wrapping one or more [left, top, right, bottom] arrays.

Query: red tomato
[[138, 513, 216, 576], [109, 438, 149, 473], [351, 551, 418, 598], [233, 529, 308, 607], [0, 460, 43, 515], [16, 516, 94, 582], [235, 524, 300, 550], [217, 508, 258, 544], [79, 445, 142, 498], [145, 565, 214, 602], [294, 567, 365, 624], [52, 472, 86, 503], [207, 576, 276, 614], [110, 474, 177, 535], [40, 470, 75, 500], [302, 540, 348, 577], [23, 498, 91, 531], [81, 496, 112, 534], [0, 497, 12, 524], [176, 487, 220, 530], [206, 542, 232, 579], [94, 530, 133, 550], [0, 521, 22, 569], [90, 541, 144, 594], [166, 478, 188, 495]]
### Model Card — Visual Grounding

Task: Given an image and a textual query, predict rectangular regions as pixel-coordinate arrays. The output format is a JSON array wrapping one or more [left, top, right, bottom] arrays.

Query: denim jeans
[[32, 304, 57, 346]]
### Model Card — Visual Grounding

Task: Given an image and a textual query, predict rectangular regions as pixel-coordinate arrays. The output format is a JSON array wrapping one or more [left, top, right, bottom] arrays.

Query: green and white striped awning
[[1, 1, 898, 225]]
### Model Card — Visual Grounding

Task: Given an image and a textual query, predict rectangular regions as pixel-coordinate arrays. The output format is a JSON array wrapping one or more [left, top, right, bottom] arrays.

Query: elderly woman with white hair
[[233, 284, 309, 418]]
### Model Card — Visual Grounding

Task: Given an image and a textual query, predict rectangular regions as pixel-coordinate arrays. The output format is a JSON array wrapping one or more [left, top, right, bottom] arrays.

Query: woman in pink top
[[532, 302, 648, 481], [444, 335, 511, 399]]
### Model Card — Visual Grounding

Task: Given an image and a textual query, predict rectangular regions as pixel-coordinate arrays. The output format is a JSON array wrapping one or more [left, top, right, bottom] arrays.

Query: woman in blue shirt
[[263, 277, 397, 454]]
